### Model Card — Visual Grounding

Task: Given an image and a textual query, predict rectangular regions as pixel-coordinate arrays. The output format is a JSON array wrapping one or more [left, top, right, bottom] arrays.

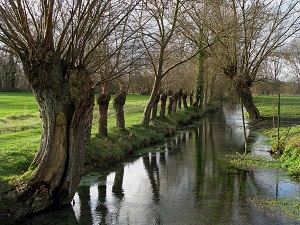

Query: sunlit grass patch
[[0, 129, 40, 189], [0, 92, 38, 118]]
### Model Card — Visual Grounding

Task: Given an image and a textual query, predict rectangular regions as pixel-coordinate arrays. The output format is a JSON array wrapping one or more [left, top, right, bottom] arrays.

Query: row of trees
[[0, 0, 299, 217], [0, 51, 29, 91]]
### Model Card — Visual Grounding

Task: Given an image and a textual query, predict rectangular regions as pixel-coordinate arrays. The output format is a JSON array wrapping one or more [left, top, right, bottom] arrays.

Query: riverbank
[[85, 99, 222, 169], [0, 91, 221, 192], [219, 99, 300, 221], [248, 96, 300, 178], [259, 118, 300, 179], [85, 107, 203, 170], [221, 115, 300, 220]]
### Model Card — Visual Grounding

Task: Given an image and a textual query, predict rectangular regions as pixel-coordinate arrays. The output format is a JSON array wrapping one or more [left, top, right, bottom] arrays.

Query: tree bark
[[167, 96, 175, 115], [151, 95, 160, 120], [182, 92, 188, 109], [189, 93, 193, 106], [160, 92, 168, 118], [172, 93, 178, 113], [234, 76, 261, 121], [113, 90, 126, 130], [4, 53, 94, 218], [97, 93, 111, 136], [177, 89, 183, 109], [142, 77, 162, 126]]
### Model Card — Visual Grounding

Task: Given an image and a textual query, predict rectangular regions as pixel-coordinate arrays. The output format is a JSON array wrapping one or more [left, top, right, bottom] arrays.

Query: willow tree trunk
[[193, 51, 205, 108], [142, 77, 162, 126], [182, 92, 188, 109], [177, 89, 183, 109], [168, 96, 174, 115], [97, 93, 111, 136], [114, 90, 126, 130], [151, 95, 160, 120], [172, 93, 178, 113], [189, 93, 193, 106], [3, 53, 94, 218], [234, 77, 260, 121], [160, 93, 167, 118]]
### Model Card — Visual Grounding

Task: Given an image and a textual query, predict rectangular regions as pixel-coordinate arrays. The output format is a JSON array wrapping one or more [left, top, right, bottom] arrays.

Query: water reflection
[[12, 107, 300, 225]]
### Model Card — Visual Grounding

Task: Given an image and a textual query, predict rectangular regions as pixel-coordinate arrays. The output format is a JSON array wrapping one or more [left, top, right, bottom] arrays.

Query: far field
[[253, 95, 300, 118], [0, 92, 300, 185]]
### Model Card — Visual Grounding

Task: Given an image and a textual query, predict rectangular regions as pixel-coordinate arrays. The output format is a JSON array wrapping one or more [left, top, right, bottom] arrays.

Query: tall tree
[[261, 55, 284, 95], [286, 39, 300, 94], [0, 0, 138, 217], [178, 1, 231, 108], [217, 0, 300, 121], [139, 0, 213, 126]]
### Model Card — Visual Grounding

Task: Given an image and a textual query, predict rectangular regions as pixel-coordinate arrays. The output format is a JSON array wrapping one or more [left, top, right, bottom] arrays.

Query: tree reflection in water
[[13, 107, 300, 225]]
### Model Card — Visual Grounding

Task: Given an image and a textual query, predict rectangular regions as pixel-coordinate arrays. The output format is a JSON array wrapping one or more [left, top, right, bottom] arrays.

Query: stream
[[11, 106, 300, 224]]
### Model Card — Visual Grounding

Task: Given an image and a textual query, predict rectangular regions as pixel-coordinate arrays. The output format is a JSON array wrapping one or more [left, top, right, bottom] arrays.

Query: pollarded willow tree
[[0, 0, 139, 217], [95, 17, 144, 135], [215, 0, 300, 121]]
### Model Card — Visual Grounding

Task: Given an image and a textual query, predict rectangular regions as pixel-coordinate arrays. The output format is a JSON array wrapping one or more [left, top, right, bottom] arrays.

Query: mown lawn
[[0, 92, 150, 184]]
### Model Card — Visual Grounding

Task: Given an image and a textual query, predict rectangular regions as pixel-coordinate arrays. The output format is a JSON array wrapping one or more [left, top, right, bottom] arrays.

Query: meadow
[[1, 93, 300, 187], [253, 95, 300, 178], [0, 92, 150, 184], [253, 95, 300, 118]]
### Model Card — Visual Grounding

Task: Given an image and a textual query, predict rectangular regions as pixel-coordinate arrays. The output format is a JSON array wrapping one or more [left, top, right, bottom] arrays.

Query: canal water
[[12, 106, 300, 224]]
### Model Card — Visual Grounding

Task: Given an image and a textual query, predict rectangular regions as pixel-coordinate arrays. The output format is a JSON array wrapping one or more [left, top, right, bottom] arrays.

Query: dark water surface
[[10, 107, 300, 224]]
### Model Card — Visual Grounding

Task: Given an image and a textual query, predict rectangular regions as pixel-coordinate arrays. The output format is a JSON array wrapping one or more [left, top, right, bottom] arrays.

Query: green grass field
[[253, 95, 300, 118], [1, 93, 300, 186], [0, 92, 150, 184]]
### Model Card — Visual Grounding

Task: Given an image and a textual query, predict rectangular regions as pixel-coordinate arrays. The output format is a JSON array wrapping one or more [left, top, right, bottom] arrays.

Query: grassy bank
[[220, 95, 300, 220], [253, 95, 300, 178], [0, 92, 204, 190], [222, 95, 300, 178]]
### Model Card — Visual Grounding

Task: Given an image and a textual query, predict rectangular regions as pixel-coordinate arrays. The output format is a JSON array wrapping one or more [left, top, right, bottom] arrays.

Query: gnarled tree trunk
[[142, 77, 162, 126], [3, 53, 94, 218], [151, 95, 160, 120], [160, 92, 167, 118], [177, 89, 183, 109], [114, 90, 126, 130], [167, 96, 174, 115], [97, 93, 111, 136], [182, 92, 188, 109], [189, 93, 193, 106], [234, 77, 260, 121], [172, 93, 179, 113]]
